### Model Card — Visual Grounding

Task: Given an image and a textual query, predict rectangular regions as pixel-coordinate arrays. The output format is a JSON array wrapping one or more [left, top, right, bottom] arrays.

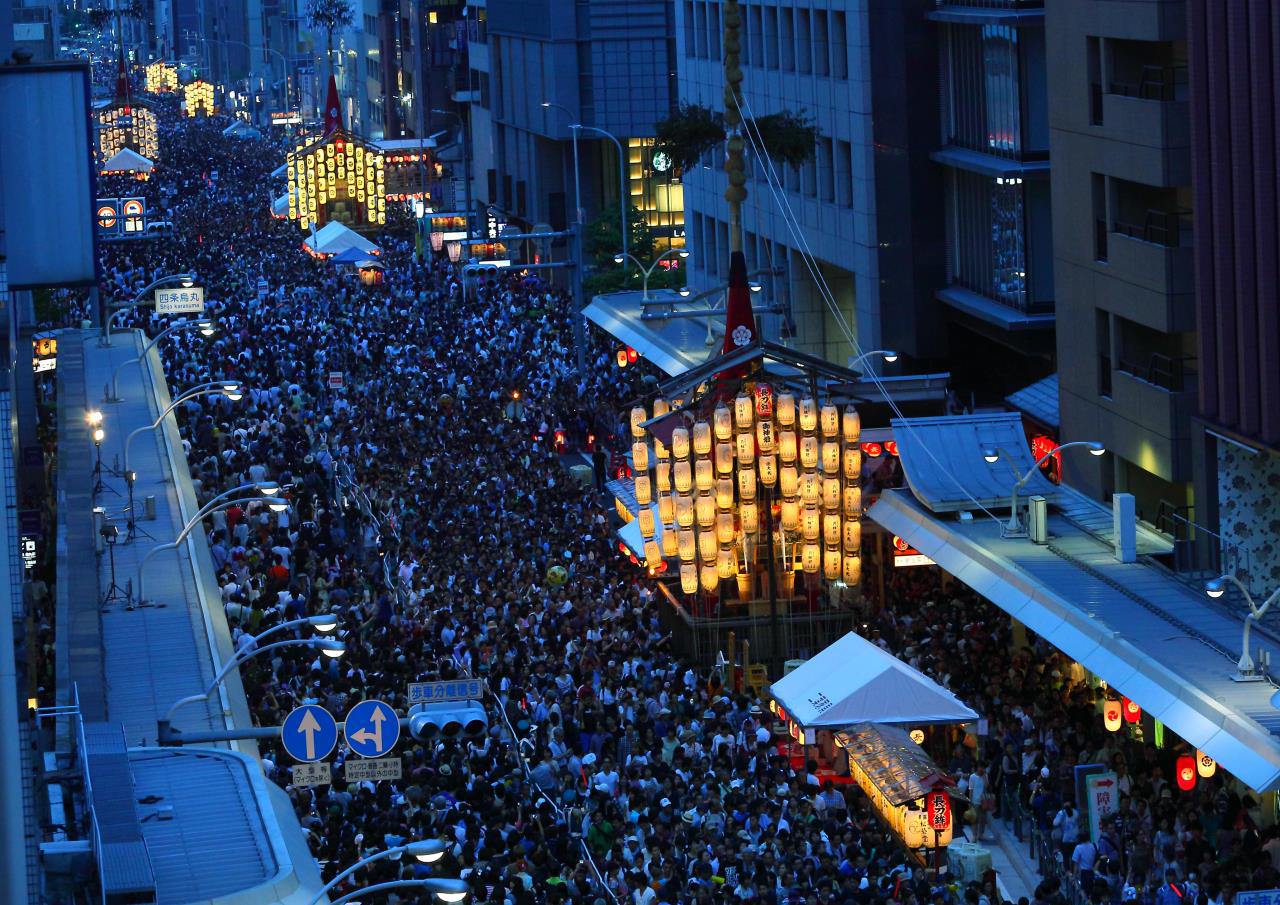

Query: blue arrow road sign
[[344, 699, 400, 758], [281, 704, 338, 763]]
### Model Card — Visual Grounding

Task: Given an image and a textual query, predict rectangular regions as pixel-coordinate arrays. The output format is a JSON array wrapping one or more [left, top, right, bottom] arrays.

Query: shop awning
[[771, 632, 978, 728], [303, 221, 380, 257], [584, 289, 719, 377]]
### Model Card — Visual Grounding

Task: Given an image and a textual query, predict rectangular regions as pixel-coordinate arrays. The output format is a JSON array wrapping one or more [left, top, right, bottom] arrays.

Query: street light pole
[[1205, 575, 1280, 680], [308, 842, 452, 905], [614, 249, 691, 300], [573, 123, 628, 262], [106, 318, 216, 402], [541, 102, 588, 374], [982, 441, 1105, 534], [847, 349, 899, 372], [101, 272, 196, 346]]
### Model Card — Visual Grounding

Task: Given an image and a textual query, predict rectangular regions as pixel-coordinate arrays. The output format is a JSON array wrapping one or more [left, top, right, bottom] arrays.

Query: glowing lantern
[[822, 478, 841, 511], [715, 442, 734, 475], [736, 432, 755, 466], [632, 442, 650, 472], [843, 520, 862, 552], [800, 473, 820, 506], [758, 455, 777, 487], [653, 398, 670, 419], [756, 419, 776, 454], [802, 543, 821, 573], [843, 406, 861, 443], [634, 475, 652, 506], [780, 499, 799, 531], [700, 564, 719, 591], [656, 462, 671, 492], [658, 495, 675, 525], [675, 494, 694, 527], [799, 398, 818, 432], [617, 349, 630, 368], [824, 514, 841, 545], [822, 442, 840, 475], [713, 405, 733, 440], [716, 512, 736, 544], [780, 466, 799, 498], [638, 508, 655, 538], [696, 494, 716, 528], [717, 547, 737, 579], [909, 729, 925, 745], [1102, 700, 1122, 732], [678, 529, 696, 562], [674, 461, 692, 494], [802, 507, 821, 541], [662, 528, 678, 558], [671, 428, 690, 460], [776, 393, 796, 427], [734, 395, 753, 429], [695, 460, 714, 492], [844, 447, 862, 480], [824, 546, 841, 580], [654, 435, 668, 460], [740, 501, 758, 534], [820, 404, 839, 437], [843, 553, 861, 585], [1196, 750, 1216, 779], [926, 790, 952, 833], [631, 408, 648, 437], [644, 540, 661, 568], [800, 436, 819, 470], [778, 431, 798, 465], [698, 531, 717, 562], [737, 467, 757, 502], [680, 562, 698, 594], [1122, 697, 1141, 724], [693, 421, 712, 456], [1176, 755, 1196, 791], [843, 486, 862, 518]]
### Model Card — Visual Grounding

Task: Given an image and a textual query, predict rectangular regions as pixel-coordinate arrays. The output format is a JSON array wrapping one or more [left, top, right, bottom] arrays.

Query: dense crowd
[[78, 100, 1276, 905]]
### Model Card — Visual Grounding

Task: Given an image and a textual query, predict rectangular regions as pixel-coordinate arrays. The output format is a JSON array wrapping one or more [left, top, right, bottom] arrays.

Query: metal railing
[[1115, 352, 1196, 392], [1112, 208, 1192, 248], [1109, 64, 1188, 102]]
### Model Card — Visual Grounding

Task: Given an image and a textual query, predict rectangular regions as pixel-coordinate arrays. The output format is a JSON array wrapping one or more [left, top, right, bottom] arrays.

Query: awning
[[1005, 373, 1059, 430], [101, 148, 154, 173], [270, 193, 291, 218], [870, 487, 1280, 793], [271, 164, 287, 179], [770, 632, 978, 728], [303, 221, 380, 257], [616, 511, 665, 559], [584, 289, 720, 377]]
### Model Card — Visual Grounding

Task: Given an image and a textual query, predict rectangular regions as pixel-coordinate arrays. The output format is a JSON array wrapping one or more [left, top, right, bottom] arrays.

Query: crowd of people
[[72, 97, 1278, 905]]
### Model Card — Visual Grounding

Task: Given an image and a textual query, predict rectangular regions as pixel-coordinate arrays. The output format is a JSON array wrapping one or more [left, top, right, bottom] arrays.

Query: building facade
[[1187, 0, 1280, 594], [1047, 0, 1193, 518], [675, 0, 943, 367]]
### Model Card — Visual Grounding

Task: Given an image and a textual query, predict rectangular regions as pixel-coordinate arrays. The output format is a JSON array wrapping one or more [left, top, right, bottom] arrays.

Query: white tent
[[101, 148, 154, 173], [770, 632, 979, 728], [302, 221, 380, 257]]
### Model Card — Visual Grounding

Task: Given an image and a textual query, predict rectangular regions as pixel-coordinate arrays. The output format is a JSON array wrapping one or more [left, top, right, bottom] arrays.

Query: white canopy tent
[[101, 148, 154, 173], [302, 221, 380, 258], [771, 632, 979, 728]]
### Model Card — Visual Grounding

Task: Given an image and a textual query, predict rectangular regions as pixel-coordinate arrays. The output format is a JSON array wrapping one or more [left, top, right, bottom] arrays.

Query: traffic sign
[[327, 371, 344, 389], [344, 757, 402, 782], [292, 761, 333, 787], [344, 699, 399, 758], [408, 678, 484, 704], [281, 704, 338, 763]]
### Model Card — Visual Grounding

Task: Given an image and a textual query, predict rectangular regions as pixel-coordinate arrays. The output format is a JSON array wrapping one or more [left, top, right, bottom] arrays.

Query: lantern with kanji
[[1196, 750, 1216, 779], [1102, 699, 1122, 732], [1175, 754, 1197, 791], [1122, 697, 1141, 723], [925, 789, 951, 833]]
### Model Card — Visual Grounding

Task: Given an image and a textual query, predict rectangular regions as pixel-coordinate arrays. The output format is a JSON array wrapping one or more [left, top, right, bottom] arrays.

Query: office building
[[676, 0, 943, 366], [1047, 0, 1193, 517], [1187, 0, 1280, 593]]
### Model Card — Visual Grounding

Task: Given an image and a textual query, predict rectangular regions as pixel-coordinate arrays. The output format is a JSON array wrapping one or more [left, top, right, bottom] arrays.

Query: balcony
[[1102, 209, 1194, 330], [929, 0, 1042, 24], [1108, 357, 1196, 481]]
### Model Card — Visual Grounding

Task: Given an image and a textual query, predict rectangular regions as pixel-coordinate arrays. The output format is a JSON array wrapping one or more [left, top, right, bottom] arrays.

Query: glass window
[[818, 137, 835, 203], [763, 7, 779, 69], [813, 9, 829, 77], [835, 140, 852, 207], [946, 170, 1037, 310], [748, 4, 763, 68], [830, 11, 847, 79], [779, 7, 794, 71], [796, 9, 812, 74], [941, 23, 1026, 159]]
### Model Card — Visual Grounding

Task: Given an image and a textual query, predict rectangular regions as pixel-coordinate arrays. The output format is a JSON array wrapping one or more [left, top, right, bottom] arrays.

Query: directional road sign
[[407, 678, 485, 704], [281, 704, 338, 763], [344, 699, 400, 758]]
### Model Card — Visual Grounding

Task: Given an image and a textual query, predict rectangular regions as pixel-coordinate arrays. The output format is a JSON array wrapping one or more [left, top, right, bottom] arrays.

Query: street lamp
[[613, 249, 691, 301], [135, 483, 284, 606], [330, 879, 469, 905], [308, 842, 454, 905], [121, 382, 245, 539], [106, 319, 216, 402], [101, 272, 197, 346], [848, 349, 899, 371], [1205, 575, 1280, 681], [982, 441, 1105, 534]]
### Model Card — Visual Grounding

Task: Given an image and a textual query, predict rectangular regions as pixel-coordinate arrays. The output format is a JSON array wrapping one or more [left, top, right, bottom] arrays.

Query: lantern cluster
[[629, 385, 863, 596], [98, 105, 158, 161], [144, 61, 178, 93], [287, 135, 386, 230], [184, 80, 215, 116]]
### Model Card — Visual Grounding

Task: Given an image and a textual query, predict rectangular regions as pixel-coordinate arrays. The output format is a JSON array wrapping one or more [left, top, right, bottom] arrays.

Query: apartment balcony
[[1088, 66, 1190, 185], [1107, 357, 1196, 481], [1094, 209, 1194, 331], [929, 0, 1042, 25]]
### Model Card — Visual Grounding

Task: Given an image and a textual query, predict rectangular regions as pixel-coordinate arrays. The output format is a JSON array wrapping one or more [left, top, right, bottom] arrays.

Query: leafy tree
[[583, 205, 686, 297], [654, 103, 819, 173], [306, 0, 353, 76]]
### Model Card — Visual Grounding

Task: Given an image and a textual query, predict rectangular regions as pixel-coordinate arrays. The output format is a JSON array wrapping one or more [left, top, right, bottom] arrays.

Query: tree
[[583, 206, 685, 297], [306, 0, 353, 77]]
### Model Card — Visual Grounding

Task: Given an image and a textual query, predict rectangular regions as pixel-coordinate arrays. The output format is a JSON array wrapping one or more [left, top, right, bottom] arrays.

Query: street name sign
[[281, 704, 338, 763], [155, 286, 205, 315], [344, 699, 399, 758]]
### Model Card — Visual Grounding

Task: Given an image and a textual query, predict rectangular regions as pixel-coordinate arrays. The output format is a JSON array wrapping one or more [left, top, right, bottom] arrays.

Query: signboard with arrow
[[1085, 771, 1119, 843], [344, 699, 399, 758], [281, 704, 338, 763]]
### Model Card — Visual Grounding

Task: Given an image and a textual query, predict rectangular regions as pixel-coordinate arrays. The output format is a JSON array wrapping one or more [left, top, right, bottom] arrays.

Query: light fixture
[[882, 350, 899, 363], [983, 448, 999, 464], [309, 614, 339, 632], [267, 500, 289, 513], [319, 640, 345, 658], [1088, 442, 1106, 456], [677, 249, 690, 259], [87, 410, 103, 427], [180, 277, 194, 288], [748, 281, 762, 293], [613, 253, 625, 264], [407, 840, 448, 863], [539, 101, 551, 108], [196, 319, 215, 336], [436, 893, 468, 904], [257, 482, 281, 496], [224, 385, 244, 401], [678, 286, 691, 298], [93, 428, 105, 444], [1206, 578, 1225, 599]]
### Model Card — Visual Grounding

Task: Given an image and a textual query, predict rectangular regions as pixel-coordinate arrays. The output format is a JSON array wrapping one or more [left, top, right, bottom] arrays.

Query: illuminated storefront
[[628, 137, 685, 252]]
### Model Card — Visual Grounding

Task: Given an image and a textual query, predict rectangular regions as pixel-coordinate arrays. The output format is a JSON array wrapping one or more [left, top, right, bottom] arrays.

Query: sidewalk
[[964, 813, 1042, 903]]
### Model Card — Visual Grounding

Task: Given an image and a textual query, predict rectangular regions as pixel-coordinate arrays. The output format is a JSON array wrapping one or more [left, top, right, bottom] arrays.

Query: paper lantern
[[800, 436, 819, 470], [800, 473, 820, 506], [780, 466, 799, 498], [1196, 750, 1216, 779], [822, 478, 841, 511], [843, 519, 862, 552], [758, 455, 777, 487], [822, 442, 840, 475], [844, 447, 862, 480], [843, 553, 861, 585], [630, 408, 648, 438], [820, 404, 839, 438], [678, 528, 696, 562], [695, 459, 714, 492], [698, 531, 717, 562], [1176, 755, 1196, 791], [776, 393, 796, 427], [799, 398, 818, 432], [693, 421, 712, 456], [1122, 697, 1141, 724], [802, 543, 821, 573], [658, 494, 675, 525], [632, 442, 650, 473], [671, 428, 690, 460], [654, 436, 669, 460], [824, 514, 841, 545], [656, 462, 671, 492], [736, 432, 755, 466], [680, 562, 698, 594], [653, 398, 670, 419], [713, 477, 733, 511], [1102, 700, 1122, 732], [674, 461, 692, 494], [802, 507, 821, 541], [738, 468, 757, 502], [675, 494, 694, 527], [634, 475, 652, 506], [715, 442, 735, 475], [716, 512, 736, 544], [638, 508, 655, 539], [713, 405, 733, 440], [740, 501, 758, 534], [734, 395, 753, 429], [662, 528, 678, 557], [843, 486, 862, 518], [778, 431, 798, 465], [717, 547, 737, 579], [842, 406, 861, 444], [824, 545, 841, 579], [756, 419, 776, 454], [644, 539, 661, 567], [700, 564, 719, 591], [781, 499, 799, 531]]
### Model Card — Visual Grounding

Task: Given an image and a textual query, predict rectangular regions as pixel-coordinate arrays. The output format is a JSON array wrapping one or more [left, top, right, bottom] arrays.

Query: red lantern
[[1102, 700, 1122, 732], [1122, 697, 1141, 723], [1176, 755, 1196, 791], [926, 790, 952, 832], [862, 442, 883, 458], [626, 347, 638, 364], [753, 383, 775, 417]]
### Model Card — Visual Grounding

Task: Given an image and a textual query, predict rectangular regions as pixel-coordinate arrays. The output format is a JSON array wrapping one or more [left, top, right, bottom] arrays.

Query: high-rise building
[[1187, 0, 1280, 594], [1047, 0, 1193, 517], [676, 0, 944, 365]]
